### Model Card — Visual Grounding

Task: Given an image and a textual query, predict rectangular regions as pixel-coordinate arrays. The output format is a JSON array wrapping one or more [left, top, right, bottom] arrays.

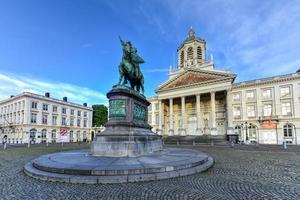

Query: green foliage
[[92, 104, 108, 127]]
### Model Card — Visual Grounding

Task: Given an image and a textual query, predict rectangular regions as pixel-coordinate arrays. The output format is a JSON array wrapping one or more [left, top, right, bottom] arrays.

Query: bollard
[[46, 142, 49, 147], [193, 140, 195, 146], [3, 142, 7, 150], [28, 142, 30, 148], [177, 140, 179, 146], [231, 141, 234, 147]]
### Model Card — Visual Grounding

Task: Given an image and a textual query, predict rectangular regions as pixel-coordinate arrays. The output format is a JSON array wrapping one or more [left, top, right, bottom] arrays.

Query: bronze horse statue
[[118, 37, 145, 93]]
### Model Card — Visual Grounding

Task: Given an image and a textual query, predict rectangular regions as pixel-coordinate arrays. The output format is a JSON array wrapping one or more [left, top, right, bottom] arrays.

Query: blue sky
[[0, 0, 300, 105]]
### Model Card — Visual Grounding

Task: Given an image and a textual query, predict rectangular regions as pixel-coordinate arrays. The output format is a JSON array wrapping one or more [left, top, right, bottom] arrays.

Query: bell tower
[[177, 27, 206, 69]]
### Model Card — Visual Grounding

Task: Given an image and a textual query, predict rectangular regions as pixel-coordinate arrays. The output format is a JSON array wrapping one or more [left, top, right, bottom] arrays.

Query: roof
[[233, 72, 300, 89], [0, 92, 93, 110], [178, 28, 205, 50], [156, 68, 236, 92]]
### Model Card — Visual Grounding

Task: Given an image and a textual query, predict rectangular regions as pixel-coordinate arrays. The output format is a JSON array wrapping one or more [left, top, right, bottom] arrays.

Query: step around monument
[[24, 148, 214, 184]]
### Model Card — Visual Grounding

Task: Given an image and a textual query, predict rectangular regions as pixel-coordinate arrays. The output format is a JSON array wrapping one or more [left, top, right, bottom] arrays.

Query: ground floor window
[[248, 125, 257, 142], [283, 124, 294, 138], [51, 130, 56, 142], [29, 129, 37, 143], [76, 131, 81, 142], [83, 131, 87, 142], [41, 129, 47, 143], [69, 131, 73, 142], [234, 125, 242, 141]]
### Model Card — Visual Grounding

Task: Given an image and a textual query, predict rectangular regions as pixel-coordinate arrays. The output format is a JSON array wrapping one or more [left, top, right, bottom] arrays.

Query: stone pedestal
[[91, 86, 162, 157]]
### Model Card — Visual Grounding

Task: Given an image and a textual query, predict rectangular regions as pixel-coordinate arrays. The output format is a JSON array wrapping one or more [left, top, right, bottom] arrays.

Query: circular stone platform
[[24, 148, 214, 184]]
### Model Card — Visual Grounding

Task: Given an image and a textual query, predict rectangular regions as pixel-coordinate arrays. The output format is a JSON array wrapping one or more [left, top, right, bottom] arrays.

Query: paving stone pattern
[[0, 143, 300, 199]]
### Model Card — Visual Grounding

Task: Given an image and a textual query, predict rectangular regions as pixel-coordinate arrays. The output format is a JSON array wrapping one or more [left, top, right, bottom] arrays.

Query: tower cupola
[[177, 27, 206, 69]]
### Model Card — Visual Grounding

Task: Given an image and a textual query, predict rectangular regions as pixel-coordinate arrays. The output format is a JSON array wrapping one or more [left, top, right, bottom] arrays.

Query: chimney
[[45, 92, 50, 97], [63, 97, 68, 102], [83, 103, 87, 107], [10, 95, 14, 98]]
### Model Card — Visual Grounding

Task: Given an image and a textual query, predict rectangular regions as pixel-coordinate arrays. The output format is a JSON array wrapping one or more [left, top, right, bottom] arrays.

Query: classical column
[[180, 96, 186, 136], [196, 94, 203, 135], [210, 92, 217, 135], [158, 100, 163, 135], [226, 90, 234, 135], [168, 98, 174, 136]]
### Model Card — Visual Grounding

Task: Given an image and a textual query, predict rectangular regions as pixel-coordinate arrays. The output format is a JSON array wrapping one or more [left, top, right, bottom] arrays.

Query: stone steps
[[24, 148, 214, 184]]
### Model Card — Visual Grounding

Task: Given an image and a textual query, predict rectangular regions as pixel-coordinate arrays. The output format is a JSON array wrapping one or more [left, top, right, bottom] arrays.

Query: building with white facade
[[0, 92, 93, 144], [148, 28, 300, 145]]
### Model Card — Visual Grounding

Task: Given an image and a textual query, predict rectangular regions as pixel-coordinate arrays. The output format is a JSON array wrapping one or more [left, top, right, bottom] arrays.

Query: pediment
[[156, 69, 235, 92]]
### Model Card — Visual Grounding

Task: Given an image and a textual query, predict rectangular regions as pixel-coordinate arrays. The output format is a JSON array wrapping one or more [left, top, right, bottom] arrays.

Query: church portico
[[156, 90, 230, 136]]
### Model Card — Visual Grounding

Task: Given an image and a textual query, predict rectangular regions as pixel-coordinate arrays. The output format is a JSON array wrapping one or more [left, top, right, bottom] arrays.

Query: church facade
[[148, 29, 300, 145]]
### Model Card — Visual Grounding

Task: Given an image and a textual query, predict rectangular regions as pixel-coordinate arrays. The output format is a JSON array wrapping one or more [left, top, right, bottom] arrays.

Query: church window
[[280, 85, 291, 97], [247, 105, 256, 117], [197, 46, 202, 59], [263, 104, 272, 116], [246, 90, 255, 100], [281, 102, 292, 116], [187, 47, 193, 60], [283, 124, 294, 138], [233, 106, 241, 118], [262, 88, 272, 99]]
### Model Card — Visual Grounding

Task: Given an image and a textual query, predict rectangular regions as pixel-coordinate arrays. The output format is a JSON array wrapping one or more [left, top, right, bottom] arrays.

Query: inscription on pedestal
[[109, 99, 126, 119], [133, 103, 146, 122]]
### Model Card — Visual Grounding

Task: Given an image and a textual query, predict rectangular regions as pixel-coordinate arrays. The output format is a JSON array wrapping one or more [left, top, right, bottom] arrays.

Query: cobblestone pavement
[[0, 143, 300, 200]]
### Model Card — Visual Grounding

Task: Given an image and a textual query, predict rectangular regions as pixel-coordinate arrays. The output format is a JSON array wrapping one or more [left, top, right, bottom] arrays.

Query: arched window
[[83, 131, 87, 142], [234, 125, 242, 141], [29, 129, 37, 144], [187, 47, 193, 60], [41, 129, 47, 143], [180, 51, 184, 67], [69, 130, 73, 142], [248, 125, 257, 139], [283, 123, 294, 138], [76, 131, 81, 142], [197, 46, 202, 59], [51, 130, 56, 142]]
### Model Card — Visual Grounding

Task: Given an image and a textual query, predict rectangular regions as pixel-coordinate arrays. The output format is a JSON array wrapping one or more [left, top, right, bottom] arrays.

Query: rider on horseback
[[129, 44, 144, 78], [118, 36, 145, 93]]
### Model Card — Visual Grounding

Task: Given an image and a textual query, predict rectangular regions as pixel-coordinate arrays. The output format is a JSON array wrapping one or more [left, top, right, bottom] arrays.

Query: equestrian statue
[[118, 36, 145, 93]]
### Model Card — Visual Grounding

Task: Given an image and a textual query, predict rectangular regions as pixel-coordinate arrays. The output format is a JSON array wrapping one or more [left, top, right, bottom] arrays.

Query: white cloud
[[0, 71, 107, 105]]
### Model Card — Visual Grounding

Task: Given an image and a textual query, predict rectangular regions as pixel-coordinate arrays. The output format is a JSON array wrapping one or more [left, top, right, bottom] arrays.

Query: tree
[[92, 104, 108, 127]]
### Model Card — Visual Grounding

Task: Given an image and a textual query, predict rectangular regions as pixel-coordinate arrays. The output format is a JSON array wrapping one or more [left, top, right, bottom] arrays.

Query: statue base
[[91, 86, 162, 157]]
